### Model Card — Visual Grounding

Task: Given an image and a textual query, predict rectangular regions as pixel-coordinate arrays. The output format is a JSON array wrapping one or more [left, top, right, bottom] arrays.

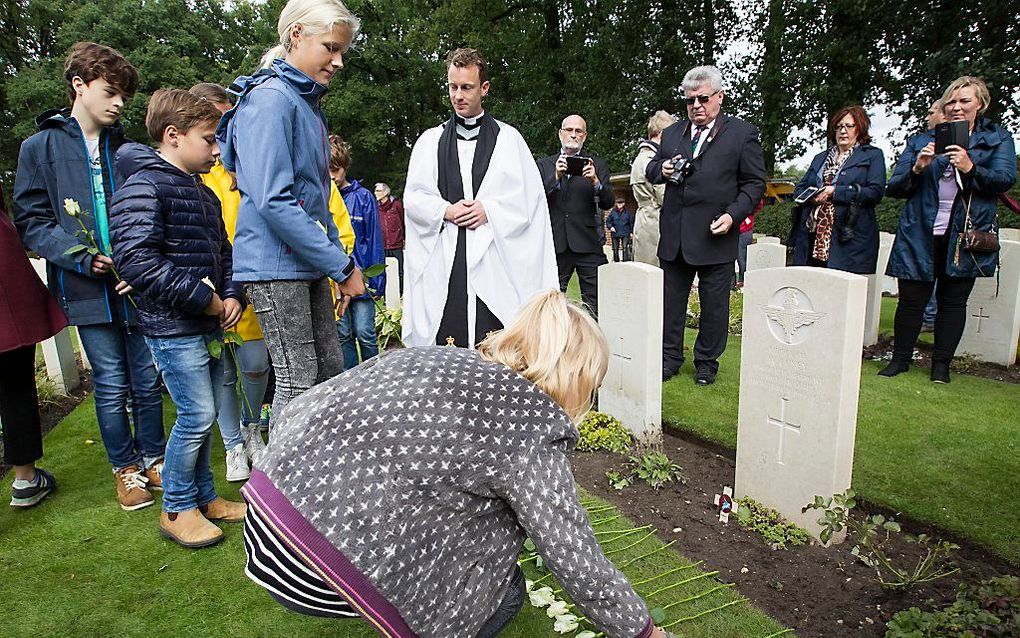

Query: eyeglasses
[[835, 123, 856, 131], [685, 90, 721, 106], [559, 127, 586, 135]]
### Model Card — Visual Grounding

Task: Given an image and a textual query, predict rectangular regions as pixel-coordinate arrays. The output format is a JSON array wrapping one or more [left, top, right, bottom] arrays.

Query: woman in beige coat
[[629, 110, 677, 266]]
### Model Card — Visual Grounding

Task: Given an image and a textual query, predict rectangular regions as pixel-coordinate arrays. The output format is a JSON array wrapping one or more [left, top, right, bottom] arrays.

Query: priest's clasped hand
[[445, 199, 488, 229]]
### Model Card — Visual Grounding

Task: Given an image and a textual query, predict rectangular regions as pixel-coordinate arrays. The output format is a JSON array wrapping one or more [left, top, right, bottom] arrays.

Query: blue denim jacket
[[218, 60, 354, 283]]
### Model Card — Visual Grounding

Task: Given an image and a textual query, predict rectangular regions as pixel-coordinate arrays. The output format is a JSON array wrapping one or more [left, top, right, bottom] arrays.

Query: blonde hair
[[647, 110, 677, 139], [261, 0, 361, 69], [477, 291, 608, 422], [941, 76, 991, 115]]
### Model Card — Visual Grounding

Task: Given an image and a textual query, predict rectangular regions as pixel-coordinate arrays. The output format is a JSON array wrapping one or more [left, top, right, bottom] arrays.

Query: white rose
[[528, 586, 556, 608], [553, 614, 579, 634], [546, 600, 570, 618]]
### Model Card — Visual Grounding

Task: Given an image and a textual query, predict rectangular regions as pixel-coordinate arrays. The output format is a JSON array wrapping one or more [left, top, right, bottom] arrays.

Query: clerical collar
[[455, 111, 485, 141]]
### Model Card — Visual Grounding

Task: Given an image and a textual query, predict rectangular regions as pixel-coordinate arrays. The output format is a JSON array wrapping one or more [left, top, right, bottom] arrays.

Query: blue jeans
[[146, 332, 224, 513], [77, 323, 165, 471], [216, 339, 271, 449], [336, 298, 378, 371]]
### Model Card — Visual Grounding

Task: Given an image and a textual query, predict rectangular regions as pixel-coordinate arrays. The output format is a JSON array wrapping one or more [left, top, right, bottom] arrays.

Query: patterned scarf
[[811, 144, 856, 262]]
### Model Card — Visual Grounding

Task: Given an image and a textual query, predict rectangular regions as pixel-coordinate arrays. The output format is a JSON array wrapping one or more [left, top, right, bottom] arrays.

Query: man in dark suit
[[537, 114, 615, 317], [647, 66, 766, 385]]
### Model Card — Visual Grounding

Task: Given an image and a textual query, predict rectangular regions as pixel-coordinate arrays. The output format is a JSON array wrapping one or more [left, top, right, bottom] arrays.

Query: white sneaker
[[243, 424, 268, 463], [225, 444, 251, 482]]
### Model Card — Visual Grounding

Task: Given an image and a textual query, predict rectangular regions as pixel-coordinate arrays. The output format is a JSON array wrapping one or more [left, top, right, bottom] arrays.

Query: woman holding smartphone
[[881, 76, 1016, 383], [789, 105, 886, 273]]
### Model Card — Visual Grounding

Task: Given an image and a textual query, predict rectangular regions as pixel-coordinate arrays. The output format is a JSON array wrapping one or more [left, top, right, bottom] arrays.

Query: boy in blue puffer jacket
[[13, 42, 166, 513], [109, 89, 248, 549]]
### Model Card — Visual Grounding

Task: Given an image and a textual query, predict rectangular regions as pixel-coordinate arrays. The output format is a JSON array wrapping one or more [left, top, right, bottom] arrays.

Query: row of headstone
[[598, 262, 664, 448], [735, 266, 867, 542], [384, 256, 401, 311], [878, 232, 898, 296], [29, 259, 81, 395], [957, 239, 1020, 366]]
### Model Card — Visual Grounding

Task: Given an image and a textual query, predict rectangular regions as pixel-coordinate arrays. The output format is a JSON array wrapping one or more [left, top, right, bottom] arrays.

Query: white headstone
[[879, 233, 898, 296], [603, 244, 613, 263], [735, 267, 867, 542], [863, 273, 882, 347], [30, 259, 80, 394], [597, 262, 663, 448], [957, 239, 1020, 366], [746, 243, 786, 272], [999, 228, 1019, 242], [758, 236, 782, 244], [384, 256, 400, 311]]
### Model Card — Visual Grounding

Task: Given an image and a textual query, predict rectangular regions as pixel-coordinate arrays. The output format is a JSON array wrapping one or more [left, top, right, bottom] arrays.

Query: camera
[[564, 155, 591, 176], [666, 156, 695, 186]]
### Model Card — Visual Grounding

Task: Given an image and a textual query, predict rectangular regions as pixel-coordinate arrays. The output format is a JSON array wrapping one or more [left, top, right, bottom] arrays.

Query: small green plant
[[577, 411, 632, 453], [362, 263, 404, 349], [627, 451, 683, 490], [804, 490, 960, 591], [735, 497, 811, 550], [605, 470, 632, 491], [885, 575, 1019, 638]]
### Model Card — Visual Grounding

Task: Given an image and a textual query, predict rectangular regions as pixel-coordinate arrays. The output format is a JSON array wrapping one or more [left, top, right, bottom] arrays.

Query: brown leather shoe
[[143, 459, 163, 492], [199, 497, 247, 523], [114, 465, 155, 511], [160, 509, 223, 548]]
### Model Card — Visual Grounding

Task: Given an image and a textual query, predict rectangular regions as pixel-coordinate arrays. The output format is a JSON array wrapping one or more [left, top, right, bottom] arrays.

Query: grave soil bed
[[569, 428, 1016, 638], [863, 336, 1020, 384], [0, 370, 91, 479]]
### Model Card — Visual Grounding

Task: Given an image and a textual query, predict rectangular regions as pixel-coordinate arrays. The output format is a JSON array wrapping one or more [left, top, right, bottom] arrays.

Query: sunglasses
[[685, 90, 721, 106]]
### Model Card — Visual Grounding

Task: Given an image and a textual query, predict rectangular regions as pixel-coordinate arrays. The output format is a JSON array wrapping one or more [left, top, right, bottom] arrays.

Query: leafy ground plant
[[577, 411, 632, 454], [628, 451, 684, 490], [605, 470, 632, 491], [735, 497, 811, 550], [884, 575, 1019, 638], [804, 490, 960, 591]]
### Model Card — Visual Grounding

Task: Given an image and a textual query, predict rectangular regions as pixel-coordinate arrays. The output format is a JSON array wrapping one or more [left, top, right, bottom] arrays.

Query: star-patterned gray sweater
[[253, 346, 651, 638]]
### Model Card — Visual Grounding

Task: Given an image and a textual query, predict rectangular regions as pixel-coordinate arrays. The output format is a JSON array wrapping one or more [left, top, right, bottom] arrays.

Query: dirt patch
[[569, 428, 1016, 638], [0, 369, 91, 479], [863, 335, 1020, 384]]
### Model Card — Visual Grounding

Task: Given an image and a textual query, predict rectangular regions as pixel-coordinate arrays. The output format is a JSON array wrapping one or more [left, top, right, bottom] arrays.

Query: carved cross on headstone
[[972, 307, 990, 334], [767, 397, 800, 465], [610, 335, 632, 392]]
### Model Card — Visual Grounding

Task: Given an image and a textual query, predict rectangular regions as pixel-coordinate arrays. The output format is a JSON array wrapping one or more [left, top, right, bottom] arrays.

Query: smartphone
[[793, 186, 821, 204], [934, 121, 969, 155], [565, 155, 591, 176]]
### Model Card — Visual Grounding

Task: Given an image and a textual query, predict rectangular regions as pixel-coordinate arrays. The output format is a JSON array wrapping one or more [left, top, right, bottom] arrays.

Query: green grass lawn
[[0, 396, 787, 638], [664, 321, 1020, 567]]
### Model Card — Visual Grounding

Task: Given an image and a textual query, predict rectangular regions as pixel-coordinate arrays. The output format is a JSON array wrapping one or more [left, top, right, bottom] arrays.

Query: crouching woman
[[240, 290, 672, 638]]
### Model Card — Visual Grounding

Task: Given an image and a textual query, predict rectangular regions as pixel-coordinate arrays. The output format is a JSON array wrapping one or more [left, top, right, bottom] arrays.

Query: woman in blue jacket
[[790, 105, 886, 274], [881, 76, 1016, 383], [218, 0, 365, 420]]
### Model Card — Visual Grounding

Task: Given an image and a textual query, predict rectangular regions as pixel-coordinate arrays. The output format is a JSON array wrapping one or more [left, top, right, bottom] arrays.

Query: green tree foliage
[[0, 0, 1016, 198]]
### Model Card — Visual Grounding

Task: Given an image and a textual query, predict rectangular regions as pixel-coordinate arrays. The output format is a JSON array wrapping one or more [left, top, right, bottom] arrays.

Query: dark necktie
[[691, 126, 706, 155]]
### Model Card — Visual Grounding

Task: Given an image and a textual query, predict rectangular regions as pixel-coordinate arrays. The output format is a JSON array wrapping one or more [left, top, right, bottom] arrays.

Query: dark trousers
[[557, 249, 607, 319], [0, 345, 44, 466], [662, 255, 733, 374], [385, 248, 404, 295], [893, 236, 976, 364], [475, 566, 526, 638], [611, 236, 633, 262]]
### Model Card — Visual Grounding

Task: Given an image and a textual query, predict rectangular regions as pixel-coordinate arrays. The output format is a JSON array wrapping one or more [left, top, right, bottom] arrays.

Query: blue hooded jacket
[[886, 119, 1016, 280], [217, 60, 354, 284], [13, 109, 137, 326], [108, 143, 246, 338], [340, 179, 385, 300]]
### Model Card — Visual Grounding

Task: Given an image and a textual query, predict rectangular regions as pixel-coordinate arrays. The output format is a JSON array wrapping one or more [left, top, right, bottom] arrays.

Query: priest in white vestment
[[403, 48, 558, 347]]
